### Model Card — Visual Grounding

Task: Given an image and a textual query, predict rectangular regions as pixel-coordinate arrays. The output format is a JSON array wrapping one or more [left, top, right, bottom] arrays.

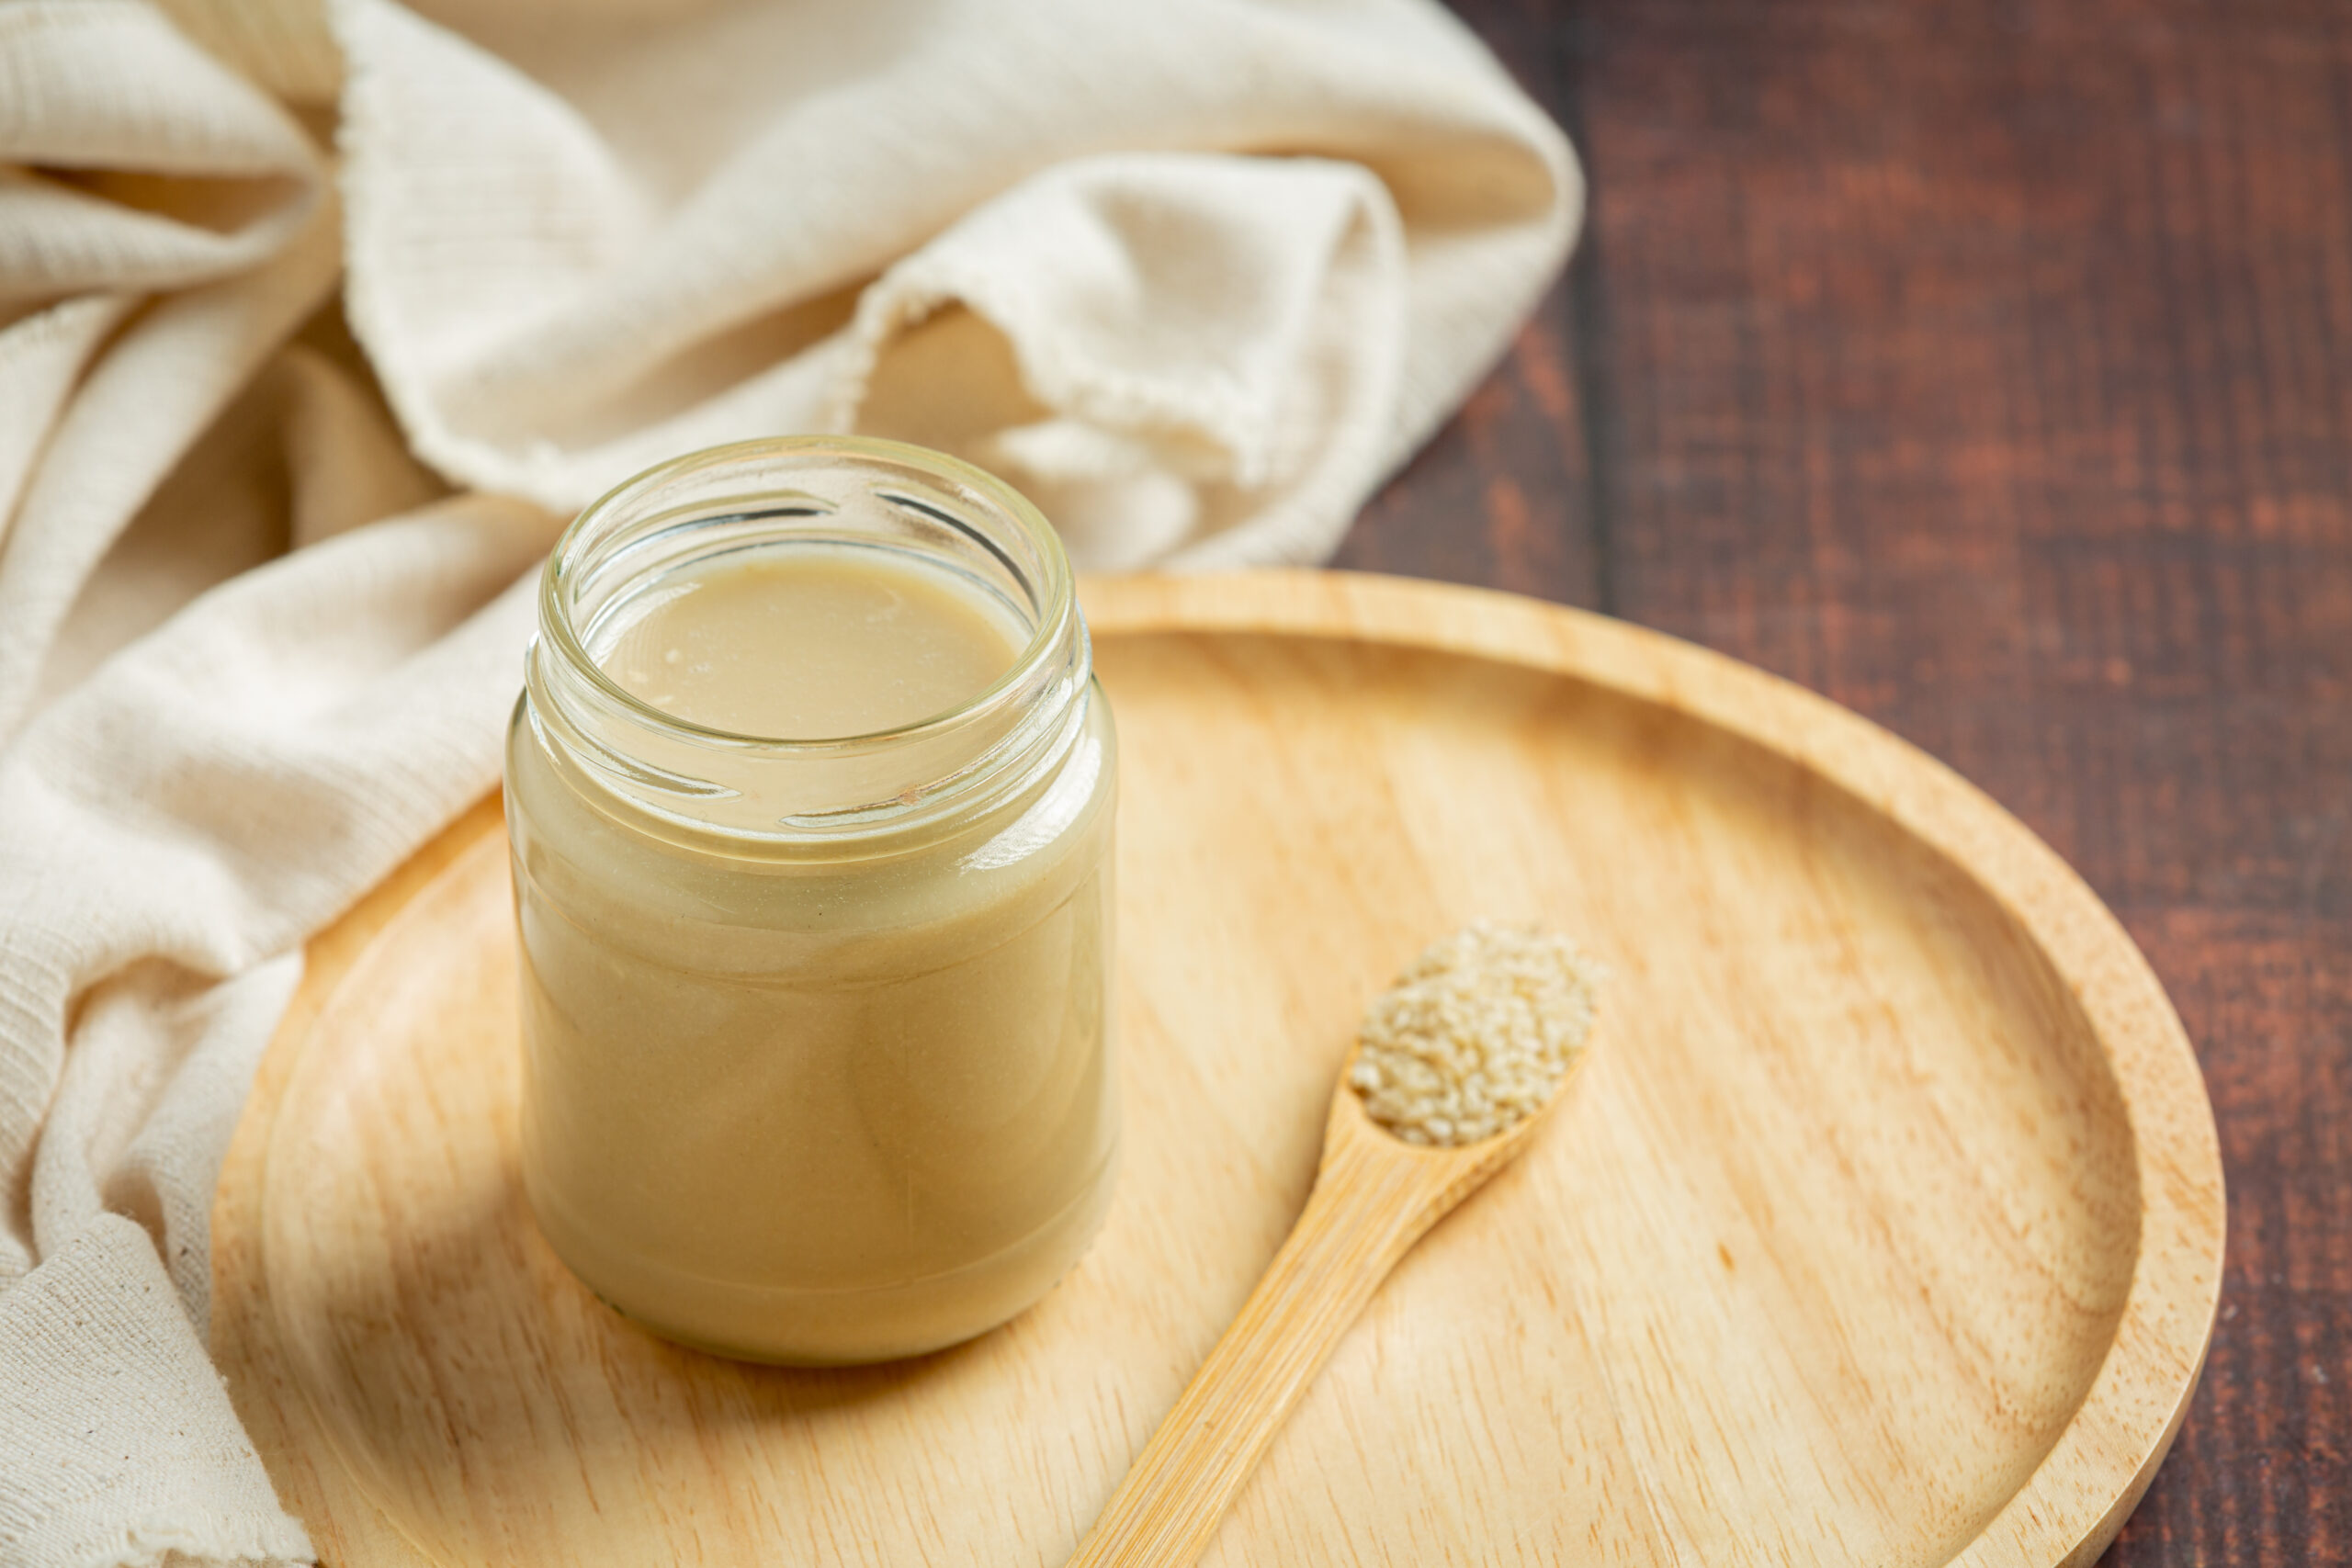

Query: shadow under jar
[[505, 437, 1118, 1366]]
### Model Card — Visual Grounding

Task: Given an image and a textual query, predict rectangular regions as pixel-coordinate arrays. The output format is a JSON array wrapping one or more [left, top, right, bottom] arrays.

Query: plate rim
[[1082, 569, 2224, 1567]]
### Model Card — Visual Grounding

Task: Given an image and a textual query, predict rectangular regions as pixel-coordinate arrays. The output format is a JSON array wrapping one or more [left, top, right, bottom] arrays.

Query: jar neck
[[525, 437, 1089, 845]]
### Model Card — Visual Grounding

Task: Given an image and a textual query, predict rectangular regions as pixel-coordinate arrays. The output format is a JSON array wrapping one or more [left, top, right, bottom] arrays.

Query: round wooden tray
[[210, 571, 2222, 1567]]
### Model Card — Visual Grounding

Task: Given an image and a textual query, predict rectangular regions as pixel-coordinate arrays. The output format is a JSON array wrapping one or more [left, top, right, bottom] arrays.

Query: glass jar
[[505, 437, 1117, 1365]]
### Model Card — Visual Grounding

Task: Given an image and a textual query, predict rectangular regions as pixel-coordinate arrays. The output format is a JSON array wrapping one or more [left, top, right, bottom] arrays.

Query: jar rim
[[539, 434, 1079, 756]]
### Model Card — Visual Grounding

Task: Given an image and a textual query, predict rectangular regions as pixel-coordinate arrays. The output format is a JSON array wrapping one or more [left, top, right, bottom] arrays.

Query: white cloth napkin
[[0, 1, 1578, 1561]]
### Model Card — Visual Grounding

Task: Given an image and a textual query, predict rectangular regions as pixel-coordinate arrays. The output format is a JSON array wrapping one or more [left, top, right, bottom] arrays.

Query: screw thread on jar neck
[[525, 437, 1088, 844]]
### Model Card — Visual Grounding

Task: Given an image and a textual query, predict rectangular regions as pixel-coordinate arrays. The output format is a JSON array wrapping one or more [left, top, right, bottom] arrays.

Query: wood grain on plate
[[211, 572, 2222, 1567], [1347, 6, 2352, 1560]]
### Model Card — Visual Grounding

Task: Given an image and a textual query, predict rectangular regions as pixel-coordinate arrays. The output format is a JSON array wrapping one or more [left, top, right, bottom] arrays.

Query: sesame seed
[[1351, 921, 1601, 1147]]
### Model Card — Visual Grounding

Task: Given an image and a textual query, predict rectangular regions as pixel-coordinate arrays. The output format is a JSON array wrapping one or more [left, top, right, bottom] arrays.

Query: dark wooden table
[[1347, 3, 2351, 1562]]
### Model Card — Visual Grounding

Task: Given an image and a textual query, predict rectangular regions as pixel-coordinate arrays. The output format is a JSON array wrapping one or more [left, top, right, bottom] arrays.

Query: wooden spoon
[[1066, 934, 1597, 1568]]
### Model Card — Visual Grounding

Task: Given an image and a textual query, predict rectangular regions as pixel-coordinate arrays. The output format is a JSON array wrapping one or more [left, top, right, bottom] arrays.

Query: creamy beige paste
[[602, 550, 1019, 738], [510, 546, 1117, 1363]]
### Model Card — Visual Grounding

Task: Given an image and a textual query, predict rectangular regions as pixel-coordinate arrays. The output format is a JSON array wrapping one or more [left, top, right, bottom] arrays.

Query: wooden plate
[[210, 571, 2222, 1567]]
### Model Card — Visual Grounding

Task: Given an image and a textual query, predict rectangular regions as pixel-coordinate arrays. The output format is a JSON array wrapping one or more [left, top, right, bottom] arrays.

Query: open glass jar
[[505, 437, 1118, 1365]]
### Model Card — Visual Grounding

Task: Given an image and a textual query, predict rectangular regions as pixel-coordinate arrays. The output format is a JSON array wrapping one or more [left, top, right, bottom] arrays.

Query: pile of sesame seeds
[[1348, 921, 1601, 1147]]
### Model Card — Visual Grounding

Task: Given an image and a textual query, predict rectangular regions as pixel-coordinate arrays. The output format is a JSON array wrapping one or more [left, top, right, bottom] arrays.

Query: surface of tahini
[[212, 574, 2222, 1568]]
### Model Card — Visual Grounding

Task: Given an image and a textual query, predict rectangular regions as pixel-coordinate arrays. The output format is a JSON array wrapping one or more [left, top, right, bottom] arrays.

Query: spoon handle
[[1067, 1120, 1467, 1568]]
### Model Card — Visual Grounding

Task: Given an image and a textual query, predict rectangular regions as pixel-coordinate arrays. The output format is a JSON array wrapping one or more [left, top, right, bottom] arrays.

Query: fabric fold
[[329, 0, 1577, 565], [840, 152, 1410, 570], [0, 0, 322, 305], [0, 198, 341, 731]]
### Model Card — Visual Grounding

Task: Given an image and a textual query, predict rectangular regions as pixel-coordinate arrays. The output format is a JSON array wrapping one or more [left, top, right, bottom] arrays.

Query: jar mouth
[[527, 436, 1091, 839], [542, 434, 1076, 753]]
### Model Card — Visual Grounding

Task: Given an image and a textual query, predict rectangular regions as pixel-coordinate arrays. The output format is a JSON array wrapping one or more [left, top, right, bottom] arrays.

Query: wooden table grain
[[1346, 3, 2351, 1562]]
